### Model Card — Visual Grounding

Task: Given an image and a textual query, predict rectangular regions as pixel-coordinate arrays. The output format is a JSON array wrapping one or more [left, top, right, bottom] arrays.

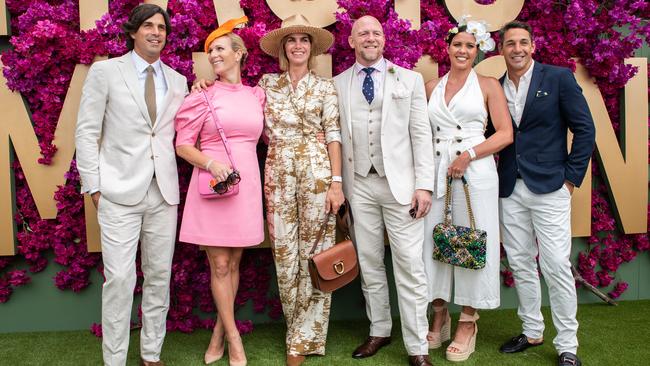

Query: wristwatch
[[331, 175, 343, 183]]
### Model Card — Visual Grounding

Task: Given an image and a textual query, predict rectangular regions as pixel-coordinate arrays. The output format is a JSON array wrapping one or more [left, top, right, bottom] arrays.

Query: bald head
[[349, 15, 385, 66]]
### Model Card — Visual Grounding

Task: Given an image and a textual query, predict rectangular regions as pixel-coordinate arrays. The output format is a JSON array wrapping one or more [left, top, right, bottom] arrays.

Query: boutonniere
[[387, 61, 400, 82], [535, 90, 549, 97]]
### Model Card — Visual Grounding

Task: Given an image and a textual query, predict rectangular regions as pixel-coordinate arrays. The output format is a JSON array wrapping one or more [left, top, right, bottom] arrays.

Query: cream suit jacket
[[334, 63, 434, 205], [76, 53, 187, 206]]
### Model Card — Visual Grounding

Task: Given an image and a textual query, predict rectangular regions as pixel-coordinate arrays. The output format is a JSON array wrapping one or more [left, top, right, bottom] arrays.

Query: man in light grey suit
[[75, 4, 187, 366], [334, 15, 434, 366]]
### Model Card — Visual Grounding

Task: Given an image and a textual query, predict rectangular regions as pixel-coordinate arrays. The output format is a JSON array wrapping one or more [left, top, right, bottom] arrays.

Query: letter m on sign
[[0, 62, 90, 255]]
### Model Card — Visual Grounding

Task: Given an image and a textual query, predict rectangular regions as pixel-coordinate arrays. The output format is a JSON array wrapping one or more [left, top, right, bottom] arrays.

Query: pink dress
[[175, 81, 265, 247]]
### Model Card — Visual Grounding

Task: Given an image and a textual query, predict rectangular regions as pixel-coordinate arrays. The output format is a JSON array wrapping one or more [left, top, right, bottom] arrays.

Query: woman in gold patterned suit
[[258, 14, 344, 366]]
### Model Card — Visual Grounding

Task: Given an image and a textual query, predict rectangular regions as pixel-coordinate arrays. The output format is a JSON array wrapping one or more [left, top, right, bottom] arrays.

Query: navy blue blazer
[[497, 62, 595, 197]]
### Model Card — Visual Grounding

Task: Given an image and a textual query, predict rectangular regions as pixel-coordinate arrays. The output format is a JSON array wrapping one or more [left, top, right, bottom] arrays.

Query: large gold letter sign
[[0, 62, 92, 255]]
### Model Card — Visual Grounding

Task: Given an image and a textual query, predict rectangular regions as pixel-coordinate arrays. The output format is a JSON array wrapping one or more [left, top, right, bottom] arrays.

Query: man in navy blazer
[[495, 21, 595, 366]]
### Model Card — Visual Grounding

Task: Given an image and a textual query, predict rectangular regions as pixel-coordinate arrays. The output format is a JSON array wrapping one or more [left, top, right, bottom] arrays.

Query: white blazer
[[75, 53, 187, 206], [334, 63, 434, 205]]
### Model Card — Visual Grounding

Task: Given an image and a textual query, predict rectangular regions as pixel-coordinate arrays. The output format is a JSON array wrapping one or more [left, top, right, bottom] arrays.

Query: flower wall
[[0, 0, 648, 333]]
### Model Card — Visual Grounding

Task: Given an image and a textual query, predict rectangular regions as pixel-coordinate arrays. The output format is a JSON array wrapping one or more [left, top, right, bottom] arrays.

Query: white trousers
[[350, 174, 429, 356], [499, 180, 578, 355], [98, 179, 177, 366]]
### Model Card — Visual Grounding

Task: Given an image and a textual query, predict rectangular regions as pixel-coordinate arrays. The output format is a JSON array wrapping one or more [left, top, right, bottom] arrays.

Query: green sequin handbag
[[432, 176, 487, 270]]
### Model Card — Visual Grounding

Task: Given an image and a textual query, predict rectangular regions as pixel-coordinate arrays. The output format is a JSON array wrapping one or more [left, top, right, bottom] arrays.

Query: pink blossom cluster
[[0, 0, 647, 331]]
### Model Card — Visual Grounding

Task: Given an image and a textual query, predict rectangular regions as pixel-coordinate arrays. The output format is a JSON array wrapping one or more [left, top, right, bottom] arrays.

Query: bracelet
[[466, 147, 477, 160], [331, 175, 343, 183], [205, 159, 213, 170]]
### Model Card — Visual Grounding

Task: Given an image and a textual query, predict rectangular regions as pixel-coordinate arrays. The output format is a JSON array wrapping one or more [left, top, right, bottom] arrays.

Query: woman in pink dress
[[174, 17, 261, 366]]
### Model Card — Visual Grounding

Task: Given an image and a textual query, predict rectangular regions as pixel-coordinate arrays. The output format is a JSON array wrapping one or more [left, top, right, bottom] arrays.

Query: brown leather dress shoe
[[286, 354, 305, 366], [408, 355, 433, 366], [140, 359, 164, 366], [351, 336, 391, 358]]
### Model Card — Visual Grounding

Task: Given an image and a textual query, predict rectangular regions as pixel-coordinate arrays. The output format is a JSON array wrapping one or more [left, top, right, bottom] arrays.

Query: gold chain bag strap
[[431, 176, 487, 269], [308, 200, 359, 292]]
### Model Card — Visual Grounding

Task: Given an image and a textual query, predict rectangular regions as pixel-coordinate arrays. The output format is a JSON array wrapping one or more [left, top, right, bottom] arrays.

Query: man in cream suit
[[75, 4, 187, 366], [334, 15, 434, 366]]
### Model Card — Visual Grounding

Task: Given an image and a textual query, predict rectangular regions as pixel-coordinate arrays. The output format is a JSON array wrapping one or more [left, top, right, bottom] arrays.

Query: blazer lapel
[[519, 62, 543, 127], [117, 53, 153, 127], [343, 67, 354, 134], [380, 62, 396, 129], [155, 63, 175, 130]]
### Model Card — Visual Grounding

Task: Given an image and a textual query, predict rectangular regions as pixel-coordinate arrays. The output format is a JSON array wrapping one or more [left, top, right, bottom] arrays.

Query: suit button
[[436, 138, 440, 143], [370, 142, 373, 146], [456, 137, 462, 142], [516, 154, 521, 158], [456, 151, 461, 156], [369, 131, 373, 134], [348, 158, 352, 162], [151, 132, 156, 137], [456, 125, 461, 130], [370, 154, 374, 157], [150, 155, 154, 160], [436, 151, 440, 156], [436, 126, 440, 131]]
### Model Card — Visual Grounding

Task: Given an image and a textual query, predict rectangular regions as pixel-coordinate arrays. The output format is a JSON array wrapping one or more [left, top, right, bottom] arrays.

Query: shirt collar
[[131, 50, 163, 76], [506, 60, 535, 85], [354, 57, 386, 76]]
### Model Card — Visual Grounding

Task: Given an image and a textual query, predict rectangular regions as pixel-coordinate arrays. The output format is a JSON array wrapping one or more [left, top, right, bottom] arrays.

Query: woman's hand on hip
[[447, 151, 472, 178], [325, 182, 345, 215]]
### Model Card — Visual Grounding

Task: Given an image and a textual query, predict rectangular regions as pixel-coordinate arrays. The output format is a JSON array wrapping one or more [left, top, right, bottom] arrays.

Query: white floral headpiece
[[447, 15, 495, 52]]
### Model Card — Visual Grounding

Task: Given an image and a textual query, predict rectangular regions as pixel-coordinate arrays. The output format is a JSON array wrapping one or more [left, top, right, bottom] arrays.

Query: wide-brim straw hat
[[259, 14, 334, 58]]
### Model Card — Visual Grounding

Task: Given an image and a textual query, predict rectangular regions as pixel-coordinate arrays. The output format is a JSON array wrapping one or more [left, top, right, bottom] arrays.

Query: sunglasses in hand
[[209, 170, 241, 194]]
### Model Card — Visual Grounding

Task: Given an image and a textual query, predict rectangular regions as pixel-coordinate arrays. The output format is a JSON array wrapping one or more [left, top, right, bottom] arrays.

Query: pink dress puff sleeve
[[251, 85, 269, 144], [174, 91, 209, 147]]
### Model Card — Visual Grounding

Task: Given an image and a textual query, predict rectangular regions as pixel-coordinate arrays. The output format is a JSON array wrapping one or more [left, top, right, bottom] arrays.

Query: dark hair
[[498, 21, 533, 44], [122, 4, 172, 51], [445, 25, 468, 44]]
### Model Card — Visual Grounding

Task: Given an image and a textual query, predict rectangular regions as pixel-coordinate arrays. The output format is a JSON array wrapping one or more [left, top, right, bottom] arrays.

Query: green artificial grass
[[1, 300, 649, 365]]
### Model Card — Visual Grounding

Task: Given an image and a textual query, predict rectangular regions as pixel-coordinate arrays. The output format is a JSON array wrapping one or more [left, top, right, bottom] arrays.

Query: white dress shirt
[[353, 57, 386, 101], [131, 50, 168, 117], [503, 60, 535, 127]]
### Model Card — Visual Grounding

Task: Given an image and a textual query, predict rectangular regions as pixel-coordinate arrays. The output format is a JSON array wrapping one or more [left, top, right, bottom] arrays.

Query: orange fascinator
[[204, 16, 248, 53]]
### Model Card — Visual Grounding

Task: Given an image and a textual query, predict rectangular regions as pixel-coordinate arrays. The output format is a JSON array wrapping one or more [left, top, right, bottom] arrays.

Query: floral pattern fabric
[[258, 71, 341, 355]]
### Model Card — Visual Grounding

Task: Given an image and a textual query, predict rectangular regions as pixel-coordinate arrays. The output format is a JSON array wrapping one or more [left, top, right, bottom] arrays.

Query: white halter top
[[427, 69, 488, 197]]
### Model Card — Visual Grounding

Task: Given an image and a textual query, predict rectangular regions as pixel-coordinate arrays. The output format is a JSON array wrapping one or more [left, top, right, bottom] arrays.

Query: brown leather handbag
[[308, 200, 358, 292]]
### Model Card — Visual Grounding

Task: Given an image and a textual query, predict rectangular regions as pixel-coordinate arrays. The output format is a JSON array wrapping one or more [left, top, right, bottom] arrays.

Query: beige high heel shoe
[[446, 312, 479, 362], [204, 328, 225, 365], [427, 305, 451, 349], [227, 334, 247, 366]]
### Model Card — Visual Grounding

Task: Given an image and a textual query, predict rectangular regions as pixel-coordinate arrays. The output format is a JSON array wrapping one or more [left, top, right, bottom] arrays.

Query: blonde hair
[[208, 32, 249, 68], [278, 34, 315, 71]]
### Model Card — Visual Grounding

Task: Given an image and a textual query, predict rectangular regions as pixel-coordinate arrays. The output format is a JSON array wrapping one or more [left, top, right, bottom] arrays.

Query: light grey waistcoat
[[351, 80, 385, 177]]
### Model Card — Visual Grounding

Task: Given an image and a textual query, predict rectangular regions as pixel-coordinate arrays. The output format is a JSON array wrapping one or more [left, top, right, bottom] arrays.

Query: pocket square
[[392, 88, 409, 99], [535, 90, 549, 97]]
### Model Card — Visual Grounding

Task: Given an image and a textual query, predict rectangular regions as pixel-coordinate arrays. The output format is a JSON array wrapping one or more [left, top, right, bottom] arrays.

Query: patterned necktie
[[145, 65, 157, 125], [362, 67, 375, 104]]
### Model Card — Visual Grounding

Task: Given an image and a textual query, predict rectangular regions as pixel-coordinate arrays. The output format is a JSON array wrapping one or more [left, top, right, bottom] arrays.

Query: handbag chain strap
[[200, 90, 238, 171], [443, 176, 477, 230]]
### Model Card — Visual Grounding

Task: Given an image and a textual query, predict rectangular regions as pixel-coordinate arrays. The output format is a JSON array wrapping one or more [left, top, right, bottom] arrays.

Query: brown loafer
[[286, 354, 305, 366], [408, 355, 433, 366], [140, 359, 164, 366], [351, 336, 391, 358]]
